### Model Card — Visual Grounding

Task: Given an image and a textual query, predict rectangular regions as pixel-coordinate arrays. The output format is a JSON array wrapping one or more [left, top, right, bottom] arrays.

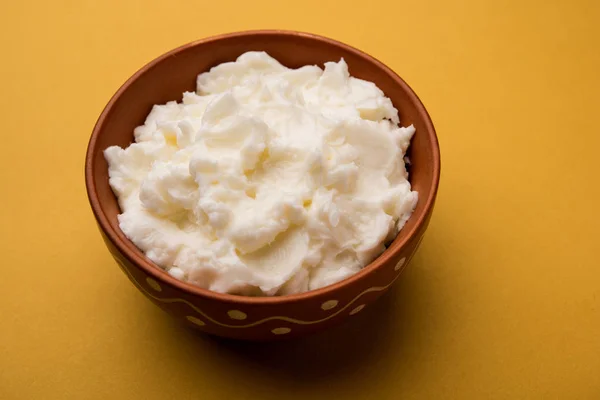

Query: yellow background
[[1, 0, 599, 398]]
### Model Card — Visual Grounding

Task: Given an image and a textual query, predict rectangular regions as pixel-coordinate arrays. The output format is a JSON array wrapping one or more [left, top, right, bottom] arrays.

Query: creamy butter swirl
[[105, 52, 417, 296]]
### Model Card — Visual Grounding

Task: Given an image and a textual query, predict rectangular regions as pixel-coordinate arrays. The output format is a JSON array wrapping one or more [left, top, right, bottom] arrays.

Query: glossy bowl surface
[[85, 30, 440, 340]]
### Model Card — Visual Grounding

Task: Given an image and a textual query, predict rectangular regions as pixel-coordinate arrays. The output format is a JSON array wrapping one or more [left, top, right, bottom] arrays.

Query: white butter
[[105, 52, 417, 296]]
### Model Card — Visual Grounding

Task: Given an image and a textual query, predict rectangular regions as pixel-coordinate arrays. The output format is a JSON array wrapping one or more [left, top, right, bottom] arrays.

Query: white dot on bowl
[[321, 300, 339, 310], [394, 257, 407, 271], [272, 327, 291, 335], [186, 316, 205, 326], [146, 277, 162, 292], [350, 304, 366, 315], [227, 310, 247, 320]]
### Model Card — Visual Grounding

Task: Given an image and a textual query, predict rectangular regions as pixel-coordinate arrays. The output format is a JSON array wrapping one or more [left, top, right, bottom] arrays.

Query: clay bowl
[[85, 30, 440, 341]]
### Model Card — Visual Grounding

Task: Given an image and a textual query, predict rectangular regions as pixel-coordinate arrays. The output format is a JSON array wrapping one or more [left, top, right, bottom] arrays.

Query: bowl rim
[[85, 29, 440, 305]]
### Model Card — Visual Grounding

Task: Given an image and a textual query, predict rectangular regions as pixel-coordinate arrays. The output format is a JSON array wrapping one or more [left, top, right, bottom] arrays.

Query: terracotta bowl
[[85, 30, 440, 341]]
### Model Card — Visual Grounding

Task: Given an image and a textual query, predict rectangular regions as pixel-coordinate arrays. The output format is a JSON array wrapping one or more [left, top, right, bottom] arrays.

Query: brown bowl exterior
[[85, 30, 440, 341]]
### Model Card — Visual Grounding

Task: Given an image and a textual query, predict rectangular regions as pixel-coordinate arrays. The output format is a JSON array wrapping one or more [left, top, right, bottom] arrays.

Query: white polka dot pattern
[[114, 256, 405, 333], [321, 300, 339, 310], [145, 277, 162, 292], [227, 310, 247, 320], [186, 316, 206, 326], [271, 327, 291, 335], [394, 257, 407, 271], [350, 304, 366, 315]]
